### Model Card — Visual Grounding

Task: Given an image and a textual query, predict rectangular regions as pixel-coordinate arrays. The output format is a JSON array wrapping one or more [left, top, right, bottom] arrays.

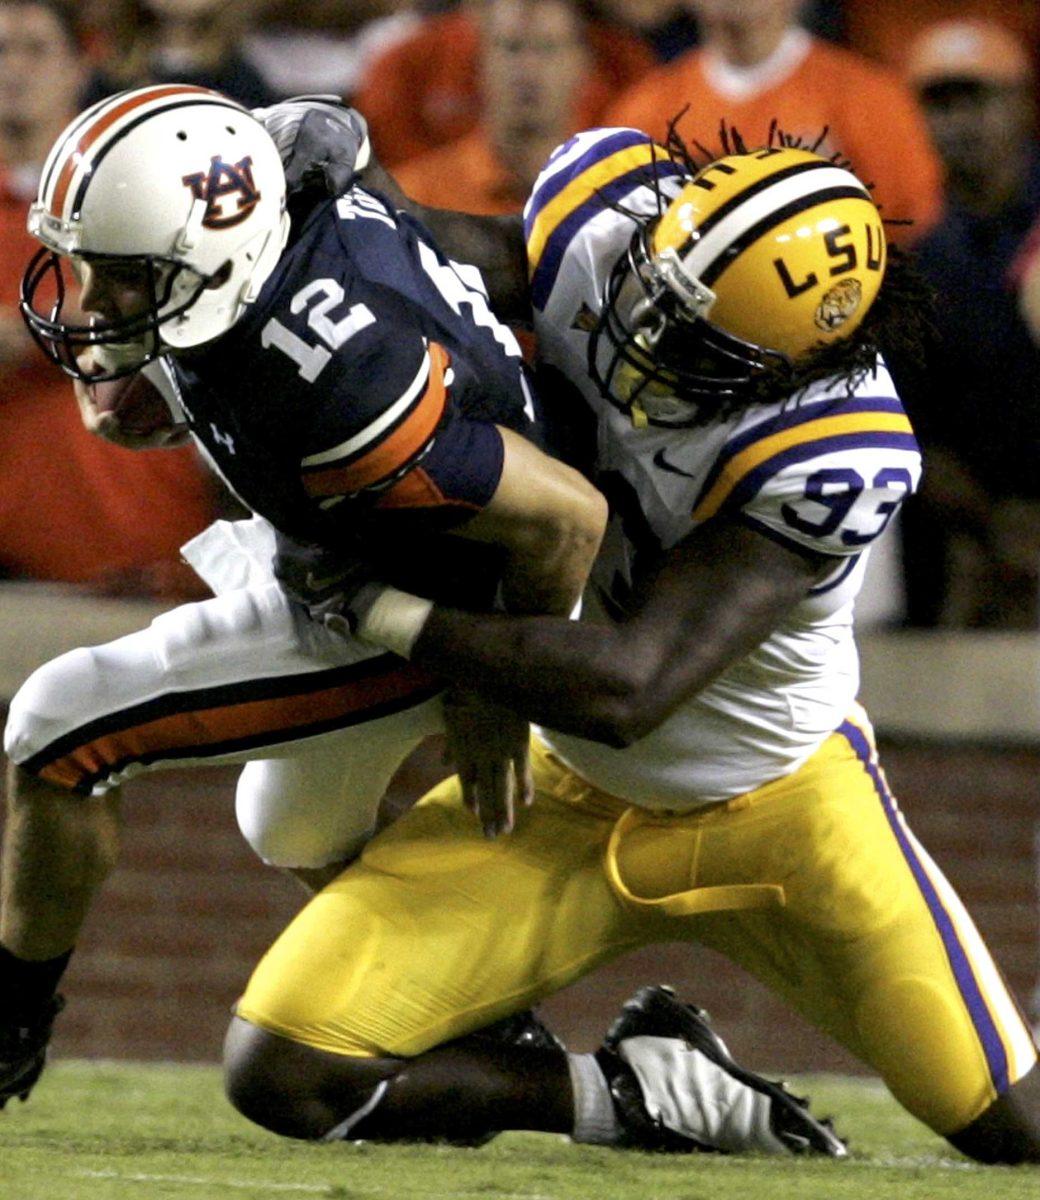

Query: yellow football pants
[[237, 710, 1037, 1135]]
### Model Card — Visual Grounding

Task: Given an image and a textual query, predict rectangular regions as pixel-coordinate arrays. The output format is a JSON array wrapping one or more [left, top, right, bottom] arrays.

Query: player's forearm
[[495, 510, 604, 618], [362, 518, 826, 746], [454, 426, 608, 617], [413, 608, 654, 745]]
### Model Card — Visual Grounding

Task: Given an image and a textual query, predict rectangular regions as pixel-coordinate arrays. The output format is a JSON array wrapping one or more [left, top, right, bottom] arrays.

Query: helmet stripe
[[682, 166, 872, 284], [690, 159, 847, 242], [698, 185, 870, 287], [67, 97, 243, 221], [39, 92, 126, 206], [48, 85, 216, 220]]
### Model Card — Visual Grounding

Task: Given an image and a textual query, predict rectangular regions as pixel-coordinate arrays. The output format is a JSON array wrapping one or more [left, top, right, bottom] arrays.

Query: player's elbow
[[585, 702, 663, 748], [576, 658, 674, 747], [532, 479, 607, 564]]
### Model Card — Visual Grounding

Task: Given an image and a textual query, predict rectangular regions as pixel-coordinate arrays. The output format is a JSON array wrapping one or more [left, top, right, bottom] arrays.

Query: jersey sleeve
[[294, 330, 507, 529], [522, 127, 684, 312], [692, 393, 921, 557]]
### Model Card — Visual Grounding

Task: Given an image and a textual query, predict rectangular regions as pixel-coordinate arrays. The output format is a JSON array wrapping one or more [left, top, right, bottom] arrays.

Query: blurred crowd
[[2, 0, 1040, 630]]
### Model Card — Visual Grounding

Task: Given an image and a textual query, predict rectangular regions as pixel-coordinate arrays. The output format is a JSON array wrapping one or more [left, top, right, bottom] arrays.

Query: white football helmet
[[21, 84, 290, 380]]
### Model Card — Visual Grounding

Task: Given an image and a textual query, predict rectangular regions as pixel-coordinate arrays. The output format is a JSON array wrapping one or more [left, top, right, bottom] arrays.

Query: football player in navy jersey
[[0, 84, 608, 1106], [209, 113, 1035, 1162]]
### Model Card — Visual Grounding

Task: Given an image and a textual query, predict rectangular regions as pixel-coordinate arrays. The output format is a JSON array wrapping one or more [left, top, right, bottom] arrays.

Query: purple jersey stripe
[[696, 396, 909, 508], [523, 128, 658, 239], [716, 430, 919, 517], [530, 161, 685, 311], [808, 552, 861, 595], [838, 720, 1011, 1096], [738, 510, 846, 564]]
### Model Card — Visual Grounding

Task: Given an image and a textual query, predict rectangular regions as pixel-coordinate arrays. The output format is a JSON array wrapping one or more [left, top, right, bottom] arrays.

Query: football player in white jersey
[[213, 126, 1040, 1162], [0, 94, 844, 1161]]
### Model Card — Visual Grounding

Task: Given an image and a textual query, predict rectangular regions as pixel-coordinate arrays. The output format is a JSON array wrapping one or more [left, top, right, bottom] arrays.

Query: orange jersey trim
[[303, 342, 450, 499], [375, 467, 449, 510], [38, 660, 437, 791]]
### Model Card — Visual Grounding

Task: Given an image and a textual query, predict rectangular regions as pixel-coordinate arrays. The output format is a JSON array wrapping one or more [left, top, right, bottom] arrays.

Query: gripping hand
[[256, 95, 371, 197], [272, 532, 375, 626], [443, 689, 534, 839], [0, 994, 65, 1109]]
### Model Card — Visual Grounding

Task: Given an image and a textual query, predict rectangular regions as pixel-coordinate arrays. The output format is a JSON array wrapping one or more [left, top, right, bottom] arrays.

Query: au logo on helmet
[[181, 156, 262, 229]]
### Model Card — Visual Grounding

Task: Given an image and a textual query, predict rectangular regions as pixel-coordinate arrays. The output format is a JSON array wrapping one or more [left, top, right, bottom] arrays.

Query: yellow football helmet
[[590, 145, 887, 424]]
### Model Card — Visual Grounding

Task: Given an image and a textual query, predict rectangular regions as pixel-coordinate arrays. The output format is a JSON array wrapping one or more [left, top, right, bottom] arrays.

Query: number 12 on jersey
[[261, 279, 376, 383]]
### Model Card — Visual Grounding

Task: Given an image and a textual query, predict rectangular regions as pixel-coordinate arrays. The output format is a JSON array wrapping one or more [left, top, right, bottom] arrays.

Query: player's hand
[[0, 994, 64, 1111], [256, 96, 370, 197], [442, 688, 534, 839], [272, 531, 374, 623], [73, 353, 187, 450]]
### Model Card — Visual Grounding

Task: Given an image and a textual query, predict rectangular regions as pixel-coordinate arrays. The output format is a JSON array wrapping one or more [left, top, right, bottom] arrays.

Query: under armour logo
[[182, 156, 261, 229]]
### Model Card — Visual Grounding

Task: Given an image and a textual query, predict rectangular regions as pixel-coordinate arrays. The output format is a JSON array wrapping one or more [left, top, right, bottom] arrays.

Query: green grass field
[[2, 1062, 1038, 1200]]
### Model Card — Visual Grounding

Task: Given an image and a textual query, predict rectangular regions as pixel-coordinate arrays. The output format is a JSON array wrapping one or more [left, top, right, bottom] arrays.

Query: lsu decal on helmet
[[591, 145, 886, 425], [21, 84, 290, 381]]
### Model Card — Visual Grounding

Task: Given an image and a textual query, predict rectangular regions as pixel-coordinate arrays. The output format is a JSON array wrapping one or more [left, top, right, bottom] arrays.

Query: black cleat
[[0, 994, 65, 1111], [597, 985, 847, 1157], [469, 1007, 565, 1054]]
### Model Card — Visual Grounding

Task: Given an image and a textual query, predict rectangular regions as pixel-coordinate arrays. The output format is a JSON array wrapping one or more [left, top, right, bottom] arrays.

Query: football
[[90, 372, 182, 439]]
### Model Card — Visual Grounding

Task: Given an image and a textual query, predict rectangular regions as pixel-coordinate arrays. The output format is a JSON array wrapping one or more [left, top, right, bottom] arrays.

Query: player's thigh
[[236, 695, 444, 868], [236, 769, 649, 1058], [679, 730, 1037, 1135], [4, 581, 438, 792]]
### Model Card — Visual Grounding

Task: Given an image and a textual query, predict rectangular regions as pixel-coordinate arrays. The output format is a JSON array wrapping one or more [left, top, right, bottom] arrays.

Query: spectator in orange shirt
[[394, 0, 599, 214], [606, 0, 943, 242], [354, 0, 655, 168], [0, 0, 218, 595]]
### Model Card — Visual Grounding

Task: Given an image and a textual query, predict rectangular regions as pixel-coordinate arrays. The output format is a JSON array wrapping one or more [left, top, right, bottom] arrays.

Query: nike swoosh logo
[[652, 448, 698, 480]]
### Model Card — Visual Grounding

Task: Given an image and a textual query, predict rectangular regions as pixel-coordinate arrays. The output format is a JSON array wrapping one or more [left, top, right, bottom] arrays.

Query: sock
[[0, 944, 72, 1021], [567, 1052, 620, 1145]]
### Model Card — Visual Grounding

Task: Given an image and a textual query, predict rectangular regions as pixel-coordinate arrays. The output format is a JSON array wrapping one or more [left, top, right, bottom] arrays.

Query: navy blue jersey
[[171, 187, 534, 569]]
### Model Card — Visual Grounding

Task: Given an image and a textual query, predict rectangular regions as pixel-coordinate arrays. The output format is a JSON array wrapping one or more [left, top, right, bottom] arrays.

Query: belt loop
[[605, 807, 785, 918]]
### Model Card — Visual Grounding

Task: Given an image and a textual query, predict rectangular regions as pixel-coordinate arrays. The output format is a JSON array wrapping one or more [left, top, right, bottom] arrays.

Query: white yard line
[[75, 1173, 331, 1194], [74, 1171, 556, 1199]]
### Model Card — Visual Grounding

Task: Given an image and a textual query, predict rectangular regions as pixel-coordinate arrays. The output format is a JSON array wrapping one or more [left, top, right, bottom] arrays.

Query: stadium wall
[[0, 583, 1037, 1071]]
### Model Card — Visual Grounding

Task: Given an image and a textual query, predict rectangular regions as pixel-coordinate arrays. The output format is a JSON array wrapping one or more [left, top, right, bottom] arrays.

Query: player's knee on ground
[[223, 1015, 394, 1140], [948, 1067, 1040, 1164]]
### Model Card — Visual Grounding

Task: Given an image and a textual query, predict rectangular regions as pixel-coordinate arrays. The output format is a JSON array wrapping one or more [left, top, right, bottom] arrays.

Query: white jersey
[[523, 128, 921, 809]]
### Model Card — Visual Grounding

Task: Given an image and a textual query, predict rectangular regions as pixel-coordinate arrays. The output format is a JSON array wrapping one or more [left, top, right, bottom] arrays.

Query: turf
[[1, 1062, 1037, 1200]]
